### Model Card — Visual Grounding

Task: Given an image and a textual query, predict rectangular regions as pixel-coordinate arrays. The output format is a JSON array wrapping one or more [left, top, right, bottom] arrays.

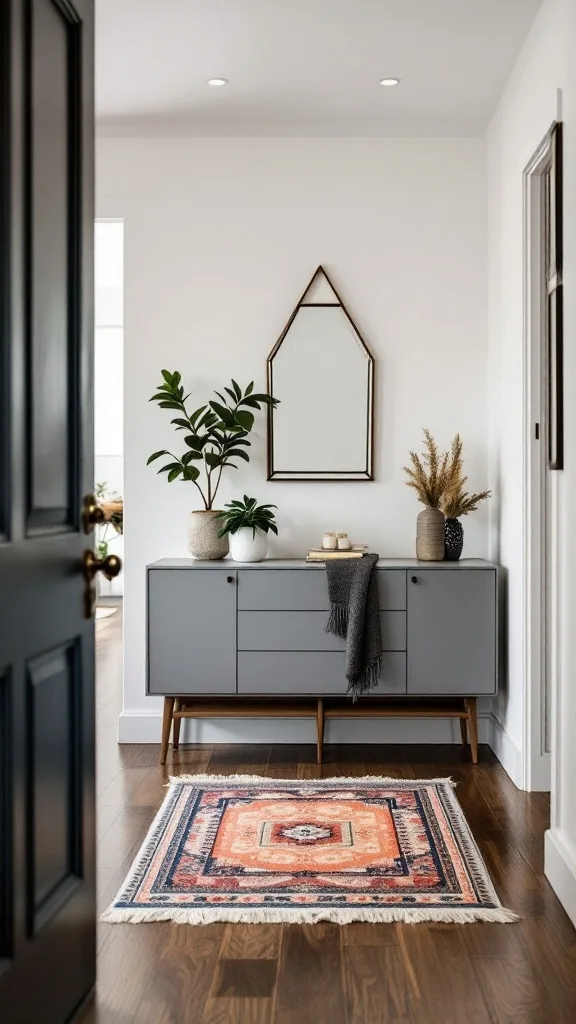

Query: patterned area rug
[[102, 775, 517, 925]]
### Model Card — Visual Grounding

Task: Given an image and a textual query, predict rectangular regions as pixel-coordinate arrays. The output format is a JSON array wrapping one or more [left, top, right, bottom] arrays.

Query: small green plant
[[146, 370, 279, 510], [217, 496, 278, 539]]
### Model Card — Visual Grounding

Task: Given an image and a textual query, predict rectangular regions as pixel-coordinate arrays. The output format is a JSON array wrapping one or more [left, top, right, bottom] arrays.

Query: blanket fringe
[[325, 603, 348, 638], [100, 906, 519, 926], [347, 655, 382, 702]]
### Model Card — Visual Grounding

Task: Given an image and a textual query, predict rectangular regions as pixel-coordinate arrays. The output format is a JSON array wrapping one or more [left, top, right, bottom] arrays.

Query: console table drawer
[[238, 611, 406, 652], [238, 569, 406, 611], [237, 651, 406, 695]]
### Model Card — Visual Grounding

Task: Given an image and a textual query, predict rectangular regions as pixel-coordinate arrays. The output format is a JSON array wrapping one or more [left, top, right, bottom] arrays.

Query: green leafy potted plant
[[147, 370, 278, 559], [216, 496, 278, 562]]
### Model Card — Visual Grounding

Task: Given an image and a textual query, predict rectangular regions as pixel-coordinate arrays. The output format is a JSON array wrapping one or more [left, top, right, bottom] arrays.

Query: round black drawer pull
[[226, 576, 234, 583], [411, 575, 418, 584]]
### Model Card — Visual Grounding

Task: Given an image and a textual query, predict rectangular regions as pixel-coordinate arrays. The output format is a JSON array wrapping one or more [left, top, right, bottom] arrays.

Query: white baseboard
[[525, 751, 551, 793], [545, 829, 576, 929], [118, 710, 164, 743], [118, 709, 491, 746], [487, 713, 523, 788]]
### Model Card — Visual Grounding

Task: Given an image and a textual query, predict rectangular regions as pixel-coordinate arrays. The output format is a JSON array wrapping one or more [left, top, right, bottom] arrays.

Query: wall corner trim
[[545, 829, 576, 929], [488, 713, 524, 788]]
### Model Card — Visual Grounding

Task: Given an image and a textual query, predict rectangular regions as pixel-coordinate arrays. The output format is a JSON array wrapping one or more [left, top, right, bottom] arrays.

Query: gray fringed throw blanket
[[324, 553, 382, 700]]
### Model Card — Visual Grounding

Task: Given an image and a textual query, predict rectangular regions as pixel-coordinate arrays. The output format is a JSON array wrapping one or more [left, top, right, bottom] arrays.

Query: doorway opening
[[94, 219, 124, 786], [94, 219, 124, 615], [523, 124, 563, 793]]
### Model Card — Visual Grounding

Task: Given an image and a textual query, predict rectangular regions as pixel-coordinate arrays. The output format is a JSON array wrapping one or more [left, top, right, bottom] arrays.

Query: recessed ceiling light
[[207, 78, 229, 87], [379, 77, 400, 87]]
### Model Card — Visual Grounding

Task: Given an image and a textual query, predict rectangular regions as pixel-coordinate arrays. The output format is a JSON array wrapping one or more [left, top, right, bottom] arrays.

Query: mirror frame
[[266, 266, 375, 482]]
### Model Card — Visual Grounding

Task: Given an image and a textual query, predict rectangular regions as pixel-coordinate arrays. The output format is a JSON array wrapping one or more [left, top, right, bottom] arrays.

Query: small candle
[[322, 532, 337, 550]]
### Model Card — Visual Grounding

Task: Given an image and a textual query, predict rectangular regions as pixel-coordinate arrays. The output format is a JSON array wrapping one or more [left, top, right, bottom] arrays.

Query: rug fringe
[[167, 773, 457, 787], [100, 906, 519, 926]]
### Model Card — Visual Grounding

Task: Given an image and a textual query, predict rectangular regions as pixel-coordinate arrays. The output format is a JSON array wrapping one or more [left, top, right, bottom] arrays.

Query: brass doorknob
[[83, 549, 122, 582], [82, 493, 105, 535]]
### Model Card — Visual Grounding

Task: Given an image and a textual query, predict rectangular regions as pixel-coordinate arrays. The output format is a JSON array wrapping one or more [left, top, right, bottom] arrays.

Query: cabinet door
[[407, 570, 496, 695], [148, 570, 237, 694]]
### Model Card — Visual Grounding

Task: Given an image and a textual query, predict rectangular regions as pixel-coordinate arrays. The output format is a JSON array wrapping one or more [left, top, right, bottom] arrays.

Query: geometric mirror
[[267, 266, 375, 480]]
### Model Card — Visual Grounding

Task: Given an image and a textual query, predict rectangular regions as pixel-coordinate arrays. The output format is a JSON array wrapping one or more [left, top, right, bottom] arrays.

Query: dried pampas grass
[[404, 430, 490, 518]]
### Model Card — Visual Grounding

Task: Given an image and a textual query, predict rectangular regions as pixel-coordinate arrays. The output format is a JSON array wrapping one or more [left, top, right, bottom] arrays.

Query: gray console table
[[147, 558, 498, 764]]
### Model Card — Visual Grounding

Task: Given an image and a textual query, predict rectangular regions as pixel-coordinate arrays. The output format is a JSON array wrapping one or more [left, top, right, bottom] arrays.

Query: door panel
[[148, 570, 237, 694], [0, 669, 12, 965], [407, 570, 497, 695], [28, 0, 81, 533], [28, 644, 81, 934], [0, 1, 96, 1021]]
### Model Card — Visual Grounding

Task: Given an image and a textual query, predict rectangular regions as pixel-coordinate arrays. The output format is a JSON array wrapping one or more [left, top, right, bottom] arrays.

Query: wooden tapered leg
[[460, 716, 468, 747], [160, 697, 175, 765], [316, 699, 325, 764], [464, 698, 478, 764], [172, 698, 182, 750]]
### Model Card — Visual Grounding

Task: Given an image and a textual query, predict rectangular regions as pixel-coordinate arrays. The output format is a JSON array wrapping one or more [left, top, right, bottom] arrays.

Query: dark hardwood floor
[[78, 604, 576, 1024]]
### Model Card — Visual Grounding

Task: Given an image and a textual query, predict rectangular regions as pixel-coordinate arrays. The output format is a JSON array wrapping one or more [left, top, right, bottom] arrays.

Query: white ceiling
[[95, 0, 542, 136]]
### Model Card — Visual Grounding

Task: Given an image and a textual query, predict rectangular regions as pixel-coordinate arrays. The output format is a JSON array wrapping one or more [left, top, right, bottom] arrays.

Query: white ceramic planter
[[229, 527, 268, 563], [188, 510, 229, 560]]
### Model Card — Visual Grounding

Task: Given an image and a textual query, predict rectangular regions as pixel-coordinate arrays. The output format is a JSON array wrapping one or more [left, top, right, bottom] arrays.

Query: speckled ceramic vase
[[444, 517, 464, 561], [188, 510, 229, 560], [415, 507, 445, 561]]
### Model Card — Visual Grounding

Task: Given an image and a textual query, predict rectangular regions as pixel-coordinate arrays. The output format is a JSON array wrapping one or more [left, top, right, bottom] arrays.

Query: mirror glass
[[267, 268, 374, 480]]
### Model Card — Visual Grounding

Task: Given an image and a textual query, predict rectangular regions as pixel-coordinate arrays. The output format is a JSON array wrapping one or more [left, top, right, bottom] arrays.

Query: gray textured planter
[[416, 506, 445, 561], [188, 510, 229, 560]]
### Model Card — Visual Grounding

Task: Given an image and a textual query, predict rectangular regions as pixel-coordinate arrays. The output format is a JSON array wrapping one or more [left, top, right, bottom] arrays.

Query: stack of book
[[306, 546, 367, 562]]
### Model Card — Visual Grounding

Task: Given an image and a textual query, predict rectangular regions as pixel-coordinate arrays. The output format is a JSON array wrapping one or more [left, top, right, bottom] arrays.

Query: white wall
[[487, 0, 567, 784], [487, 0, 576, 925], [96, 136, 489, 744]]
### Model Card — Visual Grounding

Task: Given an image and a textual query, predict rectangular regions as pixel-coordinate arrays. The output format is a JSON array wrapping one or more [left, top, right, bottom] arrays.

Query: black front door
[[1, 1, 97, 1021]]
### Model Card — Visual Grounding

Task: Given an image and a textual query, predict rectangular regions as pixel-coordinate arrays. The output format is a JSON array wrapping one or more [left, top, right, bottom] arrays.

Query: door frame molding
[[522, 123, 561, 792]]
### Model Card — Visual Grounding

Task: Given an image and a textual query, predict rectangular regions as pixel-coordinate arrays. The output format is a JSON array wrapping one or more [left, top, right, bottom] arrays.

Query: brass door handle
[[82, 493, 105, 535], [83, 549, 122, 582], [83, 549, 122, 619]]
